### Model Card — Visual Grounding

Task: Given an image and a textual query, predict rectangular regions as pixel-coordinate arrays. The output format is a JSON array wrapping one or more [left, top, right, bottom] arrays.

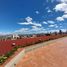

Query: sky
[[0, 0, 67, 35]]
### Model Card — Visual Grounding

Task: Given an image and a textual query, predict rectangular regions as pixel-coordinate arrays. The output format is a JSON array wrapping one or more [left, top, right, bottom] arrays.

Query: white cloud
[[48, 21, 55, 24], [54, 3, 67, 13], [49, 25, 55, 27], [55, 25, 58, 28], [31, 26, 42, 31], [18, 22, 31, 25], [32, 22, 42, 27], [61, 0, 67, 3], [57, 0, 67, 3], [47, 29, 66, 33], [18, 16, 42, 27], [0, 32, 11, 35], [15, 28, 29, 33], [56, 16, 64, 21], [49, 29, 59, 33], [61, 28, 67, 32], [49, 24, 58, 28], [15, 26, 46, 34], [31, 26, 46, 33], [56, 14, 67, 21], [18, 22, 42, 27], [25, 16, 33, 22], [18, 16, 33, 25], [46, 0, 54, 3], [49, 29, 67, 33], [54, 0, 67, 21], [47, 9, 52, 13], [62, 14, 67, 18], [43, 21, 48, 24], [35, 11, 40, 14], [32, 26, 38, 29], [32, 26, 44, 31]]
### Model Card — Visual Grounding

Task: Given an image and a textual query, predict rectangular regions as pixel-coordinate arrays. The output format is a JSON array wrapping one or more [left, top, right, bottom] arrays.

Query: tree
[[59, 30, 62, 34]]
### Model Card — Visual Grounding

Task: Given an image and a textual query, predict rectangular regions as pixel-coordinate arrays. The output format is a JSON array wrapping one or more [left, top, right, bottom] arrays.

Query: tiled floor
[[16, 37, 67, 67]]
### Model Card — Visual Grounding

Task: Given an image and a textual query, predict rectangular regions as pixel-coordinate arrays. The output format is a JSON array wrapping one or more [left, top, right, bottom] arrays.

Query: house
[[12, 34, 19, 40]]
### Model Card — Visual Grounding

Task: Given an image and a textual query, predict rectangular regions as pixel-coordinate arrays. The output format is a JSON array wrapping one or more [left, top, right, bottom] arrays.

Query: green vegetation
[[0, 56, 7, 64], [0, 46, 20, 64]]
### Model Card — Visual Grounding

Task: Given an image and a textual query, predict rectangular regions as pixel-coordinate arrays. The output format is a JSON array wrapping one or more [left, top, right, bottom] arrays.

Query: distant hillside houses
[[0, 30, 67, 40], [12, 34, 20, 40], [0, 34, 37, 40]]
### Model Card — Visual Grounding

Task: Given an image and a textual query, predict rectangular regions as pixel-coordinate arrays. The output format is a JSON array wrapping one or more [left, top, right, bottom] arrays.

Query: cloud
[[56, 16, 64, 21], [56, 14, 67, 21], [31, 26, 45, 31], [15, 28, 29, 33], [49, 29, 59, 33], [48, 29, 66, 33], [62, 14, 67, 18], [0, 32, 11, 35], [46, 0, 55, 3], [49, 25, 55, 27], [15, 26, 46, 34], [43, 21, 48, 24], [49, 24, 58, 28], [35, 11, 40, 14], [18, 22, 42, 27], [43, 21, 55, 25], [54, 3, 67, 13], [25, 16, 33, 22], [18, 16, 42, 27], [54, 0, 67, 21], [43, 20, 55, 25], [47, 9, 52, 13], [18, 22, 31, 25], [46, 7, 52, 13], [18, 16, 32, 25], [57, 0, 67, 3], [32, 22, 42, 27], [61, 28, 67, 32], [47, 20, 55, 24], [30, 26, 46, 33], [31, 26, 42, 31], [55, 25, 58, 28]]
